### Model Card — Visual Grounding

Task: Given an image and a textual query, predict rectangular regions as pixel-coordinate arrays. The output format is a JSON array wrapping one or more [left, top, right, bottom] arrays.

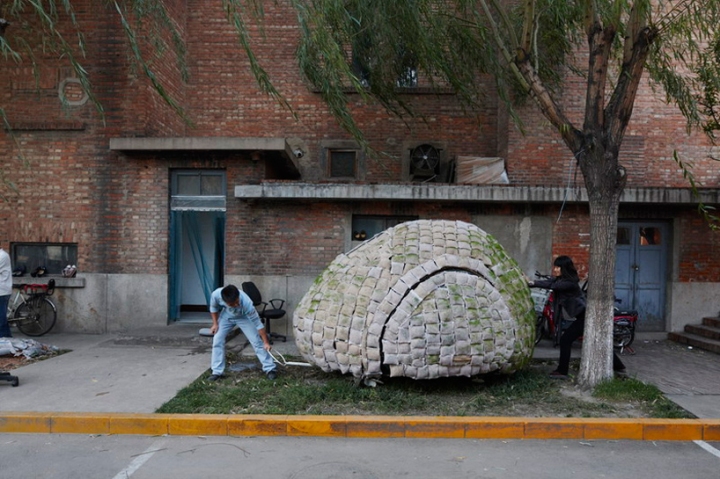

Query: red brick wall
[[505, 69, 720, 189], [677, 212, 720, 282], [1, 0, 719, 284]]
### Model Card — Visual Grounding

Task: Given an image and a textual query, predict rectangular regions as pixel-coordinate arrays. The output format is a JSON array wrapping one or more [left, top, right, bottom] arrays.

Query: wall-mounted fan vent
[[410, 144, 441, 180]]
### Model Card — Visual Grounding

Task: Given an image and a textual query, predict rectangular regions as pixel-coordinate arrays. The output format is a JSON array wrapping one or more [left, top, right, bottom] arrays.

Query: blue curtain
[[169, 212, 181, 320], [185, 212, 215, 305], [169, 210, 225, 320], [214, 214, 225, 288]]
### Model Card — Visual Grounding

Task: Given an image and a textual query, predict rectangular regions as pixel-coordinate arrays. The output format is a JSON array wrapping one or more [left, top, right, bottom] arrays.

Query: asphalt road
[[2, 434, 719, 479]]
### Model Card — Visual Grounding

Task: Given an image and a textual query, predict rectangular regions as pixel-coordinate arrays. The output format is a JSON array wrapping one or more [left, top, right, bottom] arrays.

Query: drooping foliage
[[1, 0, 183, 119], [284, 1, 720, 149], [279, 0, 720, 388], [3, 1, 720, 137]]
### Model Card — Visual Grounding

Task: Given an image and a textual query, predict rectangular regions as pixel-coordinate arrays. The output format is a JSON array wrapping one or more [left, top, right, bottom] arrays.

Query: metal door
[[615, 222, 669, 331]]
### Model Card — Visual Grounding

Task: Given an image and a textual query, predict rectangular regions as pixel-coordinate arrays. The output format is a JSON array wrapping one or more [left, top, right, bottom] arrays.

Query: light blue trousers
[[210, 317, 276, 375], [0, 294, 11, 337]]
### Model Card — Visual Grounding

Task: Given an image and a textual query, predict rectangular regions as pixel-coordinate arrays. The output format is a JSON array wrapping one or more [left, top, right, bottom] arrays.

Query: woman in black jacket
[[529, 255, 626, 379]]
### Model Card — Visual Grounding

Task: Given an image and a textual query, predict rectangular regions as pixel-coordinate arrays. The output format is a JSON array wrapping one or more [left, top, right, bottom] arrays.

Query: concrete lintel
[[109, 137, 287, 152], [234, 182, 720, 205]]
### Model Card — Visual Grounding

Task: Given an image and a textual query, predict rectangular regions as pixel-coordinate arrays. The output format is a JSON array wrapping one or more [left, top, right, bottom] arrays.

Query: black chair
[[242, 282, 287, 343], [0, 371, 19, 387]]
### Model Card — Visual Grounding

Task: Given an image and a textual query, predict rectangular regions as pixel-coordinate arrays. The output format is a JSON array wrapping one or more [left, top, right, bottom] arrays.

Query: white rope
[[269, 350, 312, 367]]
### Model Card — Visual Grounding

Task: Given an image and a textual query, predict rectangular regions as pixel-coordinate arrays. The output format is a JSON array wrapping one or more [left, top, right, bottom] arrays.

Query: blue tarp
[[0, 338, 58, 359]]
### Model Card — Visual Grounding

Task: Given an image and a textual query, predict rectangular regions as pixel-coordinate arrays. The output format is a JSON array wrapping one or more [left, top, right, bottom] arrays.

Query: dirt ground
[[0, 356, 33, 371]]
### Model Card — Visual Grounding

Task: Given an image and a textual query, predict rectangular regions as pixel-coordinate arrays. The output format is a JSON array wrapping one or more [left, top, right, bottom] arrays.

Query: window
[[616, 227, 631, 245], [396, 65, 418, 88], [329, 150, 357, 178], [11, 243, 78, 276], [321, 140, 363, 180], [639, 227, 661, 246], [173, 170, 225, 196], [351, 53, 372, 88], [351, 215, 419, 241], [396, 47, 418, 88], [352, 53, 418, 88], [171, 170, 226, 211], [351, 34, 418, 89]]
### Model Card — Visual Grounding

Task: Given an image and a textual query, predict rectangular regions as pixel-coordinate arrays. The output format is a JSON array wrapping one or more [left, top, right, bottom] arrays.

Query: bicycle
[[6, 279, 57, 337], [530, 284, 553, 345], [531, 272, 562, 346]]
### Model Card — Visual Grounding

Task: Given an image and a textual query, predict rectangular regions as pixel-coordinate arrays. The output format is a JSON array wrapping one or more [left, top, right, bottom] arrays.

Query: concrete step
[[685, 323, 720, 341], [668, 331, 720, 355], [702, 317, 720, 329]]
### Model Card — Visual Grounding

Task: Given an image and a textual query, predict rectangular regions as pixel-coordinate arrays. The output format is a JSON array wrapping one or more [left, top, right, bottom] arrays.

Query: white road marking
[[694, 440, 720, 459], [112, 437, 167, 479]]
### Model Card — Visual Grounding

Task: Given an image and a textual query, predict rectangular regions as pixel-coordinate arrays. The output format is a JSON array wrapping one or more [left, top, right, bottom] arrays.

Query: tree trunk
[[577, 148, 623, 388]]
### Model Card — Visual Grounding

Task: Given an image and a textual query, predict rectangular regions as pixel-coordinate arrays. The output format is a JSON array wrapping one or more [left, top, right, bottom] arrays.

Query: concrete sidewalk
[[1, 325, 719, 439], [0, 324, 211, 413], [619, 339, 720, 419], [0, 323, 302, 413]]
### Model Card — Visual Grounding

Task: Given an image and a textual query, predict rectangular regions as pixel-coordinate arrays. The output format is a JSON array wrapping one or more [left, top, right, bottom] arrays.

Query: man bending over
[[208, 284, 277, 381]]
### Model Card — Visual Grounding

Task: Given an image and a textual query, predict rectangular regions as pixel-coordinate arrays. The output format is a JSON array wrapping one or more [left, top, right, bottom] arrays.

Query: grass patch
[[156, 354, 692, 418], [593, 377, 694, 418]]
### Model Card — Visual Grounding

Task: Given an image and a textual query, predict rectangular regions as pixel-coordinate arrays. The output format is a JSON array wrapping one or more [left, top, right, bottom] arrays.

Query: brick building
[[1, 1, 719, 336]]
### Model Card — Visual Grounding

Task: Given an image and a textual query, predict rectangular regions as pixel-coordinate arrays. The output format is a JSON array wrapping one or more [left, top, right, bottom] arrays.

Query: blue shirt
[[0, 249, 11, 297], [209, 288, 264, 330]]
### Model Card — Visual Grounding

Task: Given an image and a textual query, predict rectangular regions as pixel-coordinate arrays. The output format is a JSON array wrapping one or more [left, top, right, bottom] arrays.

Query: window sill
[[13, 277, 86, 288], [311, 86, 456, 95]]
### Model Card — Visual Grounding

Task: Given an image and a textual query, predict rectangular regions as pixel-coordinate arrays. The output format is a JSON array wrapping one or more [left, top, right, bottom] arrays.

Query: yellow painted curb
[[287, 415, 347, 437], [641, 418, 704, 441], [405, 416, 466, 438], [702, 420, 720, 441], [0, 412, 717, 440], [52, 413, 110, 435], [109, 413, 170, 436], [581, 418, 644, 441], [228, 414, 287, 436], [169, 414, 228, 436], [0, 412, 52, 433], [346, 415, 405, 438], [465, 417, 524, 439]]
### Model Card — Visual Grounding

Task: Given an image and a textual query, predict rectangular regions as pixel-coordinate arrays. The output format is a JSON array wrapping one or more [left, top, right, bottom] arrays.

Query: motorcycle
[[612, 303, 638, 353], [531, 272, 638, 353]]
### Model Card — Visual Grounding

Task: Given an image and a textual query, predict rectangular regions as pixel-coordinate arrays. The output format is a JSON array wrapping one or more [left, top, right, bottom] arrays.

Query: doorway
[[169, 170, 226, 323], [615, 221, 669, 332]]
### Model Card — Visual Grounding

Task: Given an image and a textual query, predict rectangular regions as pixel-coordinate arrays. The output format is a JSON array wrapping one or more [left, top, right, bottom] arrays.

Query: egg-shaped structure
[[293, 219, 535, 380]]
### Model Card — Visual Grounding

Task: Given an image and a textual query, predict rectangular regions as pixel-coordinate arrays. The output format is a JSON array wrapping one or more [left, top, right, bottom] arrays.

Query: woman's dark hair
[[553, 255, 579, 280], [221, 284, 240, 304]]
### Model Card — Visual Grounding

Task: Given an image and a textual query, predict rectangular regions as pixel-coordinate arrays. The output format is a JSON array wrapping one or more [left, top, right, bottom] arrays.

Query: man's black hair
[[221, 284, 240, 304]]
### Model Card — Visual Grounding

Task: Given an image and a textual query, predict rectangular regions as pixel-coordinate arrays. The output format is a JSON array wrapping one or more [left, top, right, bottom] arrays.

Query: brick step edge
[[702, 317, 720, 329], [668, 331, 720, 355], [685, 323, 720, 341]]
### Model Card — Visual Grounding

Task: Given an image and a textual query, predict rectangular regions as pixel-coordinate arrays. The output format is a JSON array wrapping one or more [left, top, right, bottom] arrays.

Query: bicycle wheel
[[14, 296, 57, 336], [613, 325, 635, 349]]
